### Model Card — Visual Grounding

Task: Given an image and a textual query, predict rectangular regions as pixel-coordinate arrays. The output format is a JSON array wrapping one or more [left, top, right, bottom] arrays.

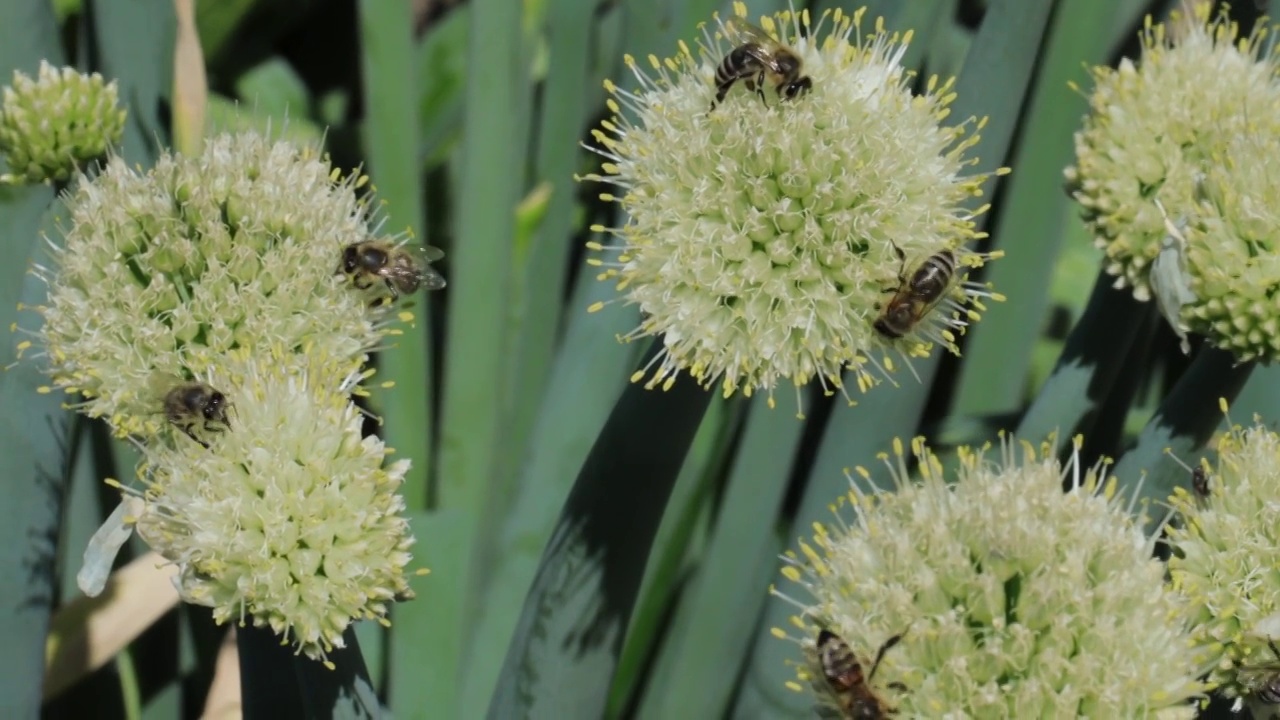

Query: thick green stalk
[[429, 0, 530, 715], [356, 0, 431, 707]]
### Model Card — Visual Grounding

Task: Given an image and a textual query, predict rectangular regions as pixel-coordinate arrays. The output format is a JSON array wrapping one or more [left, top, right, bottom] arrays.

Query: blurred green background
[[5, 0, 1279, 718]]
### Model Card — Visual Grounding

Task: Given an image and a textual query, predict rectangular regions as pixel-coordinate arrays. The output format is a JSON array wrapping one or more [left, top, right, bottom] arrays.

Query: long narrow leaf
[[458, 254, 638, 715], [0, 8, 72, 716], [85, 0, 173, 160], [952, 0, 1124, 417], [1015, 269, 1156, 450], [636, 400, 805, 720], [485, 347, 714, 720]]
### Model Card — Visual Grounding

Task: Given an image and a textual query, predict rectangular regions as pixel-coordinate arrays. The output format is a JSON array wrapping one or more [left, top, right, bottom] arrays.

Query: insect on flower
[[339, 240, 447, 301], [1192, 465, 1210, 497], [873, 242, 960, 340], [710, 17, 813, 110], [817, 628, 905, 719], [163, 382, 231, 449], [1239, 637, 1280, 706]]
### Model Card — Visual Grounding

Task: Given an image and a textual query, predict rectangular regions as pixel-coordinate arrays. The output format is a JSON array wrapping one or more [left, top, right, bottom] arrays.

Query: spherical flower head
[[1173, 123, 1280, 362], [1065, 2, 1280, 316], [124, 349, 416, 666], [29, 131, 404, 437], [580, 3, 1004, 413], [0, 60, 126, 183], [772, 435, 1206, 717], [1168, 413, 1280, 707]]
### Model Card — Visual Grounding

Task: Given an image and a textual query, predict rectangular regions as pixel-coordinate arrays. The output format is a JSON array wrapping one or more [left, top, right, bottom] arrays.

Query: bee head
[[784, 75, 813, 99], [203, 390, 229, 423], [874, 305, 913, 338], [341, 244, 364, 273]]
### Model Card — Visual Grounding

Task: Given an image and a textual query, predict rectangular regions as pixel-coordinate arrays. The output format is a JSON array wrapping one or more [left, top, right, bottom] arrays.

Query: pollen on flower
[[772, 432, 1206, 717], [121, 349, 417, 664], [577, 4, 1004, 414], [29, 131, 405, 437], [0, 60, 126, 184], [1167, 403, 1280, 705], [1066, 2, 1280, 362]]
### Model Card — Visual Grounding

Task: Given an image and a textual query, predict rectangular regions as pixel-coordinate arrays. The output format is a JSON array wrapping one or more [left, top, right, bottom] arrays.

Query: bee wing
[[722, 17, 776, 46], [402, 244, 448, 290], [403, 243, 445, 264], [419, 244, 445, 262], [418, 265, 447, 291]]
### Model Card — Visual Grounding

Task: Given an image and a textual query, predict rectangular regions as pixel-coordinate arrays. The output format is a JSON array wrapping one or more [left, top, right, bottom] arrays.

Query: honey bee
[[1192, 465, 1210, 497], [817, 628, 904, 719], [1240, 637, 1280, 706], [710, 18, 812, 110], [339, 240, 447, 301], [873, 243, 960, 340], [163, 382, 231, 449]]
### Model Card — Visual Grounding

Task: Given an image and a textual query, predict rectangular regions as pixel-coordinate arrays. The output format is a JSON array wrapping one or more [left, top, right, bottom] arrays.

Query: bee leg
[[752, 71, 769, 107], [886, 682, 908, 692], [352, 276, 374, 291], [867, 633, 904, 681], [179, 424, 210, 450], [383, 279, 400, 302], [1270, 638, 1280, 658], [710, 80, 735, 111], [886, 240, 908, 288]]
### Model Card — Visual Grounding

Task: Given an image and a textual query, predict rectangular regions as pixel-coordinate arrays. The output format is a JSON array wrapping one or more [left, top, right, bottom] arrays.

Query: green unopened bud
[[0, 60, 126, 183]]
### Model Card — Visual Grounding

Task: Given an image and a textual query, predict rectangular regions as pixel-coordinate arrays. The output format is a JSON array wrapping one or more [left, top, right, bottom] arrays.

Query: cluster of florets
[[28, 128, 445, 664]]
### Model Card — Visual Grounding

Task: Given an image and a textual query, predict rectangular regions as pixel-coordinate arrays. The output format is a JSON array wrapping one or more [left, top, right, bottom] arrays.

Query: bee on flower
[[578, 2, 1004, 417]]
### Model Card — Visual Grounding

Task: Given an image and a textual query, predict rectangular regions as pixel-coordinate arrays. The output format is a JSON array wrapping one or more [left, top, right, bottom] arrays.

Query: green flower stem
[[1113, 345, 1255, 532], [430, 0, 529, 711], [239, 624, 380, 720], [609, 397, 738, 719]]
